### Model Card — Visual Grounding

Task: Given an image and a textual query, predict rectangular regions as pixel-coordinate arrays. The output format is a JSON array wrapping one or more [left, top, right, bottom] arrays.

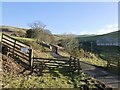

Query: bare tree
[[28, 20, 46, 30], [27, 20, 54, 44], [28, 21, 46, 40], [60, 35, 79, 57]]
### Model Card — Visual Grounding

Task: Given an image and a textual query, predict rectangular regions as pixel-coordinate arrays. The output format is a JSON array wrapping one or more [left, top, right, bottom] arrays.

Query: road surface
[[50, 49, 120, 89]]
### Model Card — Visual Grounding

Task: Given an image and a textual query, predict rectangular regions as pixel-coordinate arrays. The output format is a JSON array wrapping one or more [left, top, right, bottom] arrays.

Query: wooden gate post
[[29, 48, 33, 68], [77, 59, 80, 75], [73, 57, 75, 70], [69, 56, 72, 67], [74, 58, 77, 70], [107, 59, 110, 69], [69, 56, 72, 73]]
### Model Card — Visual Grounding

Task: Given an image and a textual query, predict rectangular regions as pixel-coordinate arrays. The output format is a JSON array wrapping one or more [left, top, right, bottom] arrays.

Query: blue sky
[[2, 2, 118, 35]]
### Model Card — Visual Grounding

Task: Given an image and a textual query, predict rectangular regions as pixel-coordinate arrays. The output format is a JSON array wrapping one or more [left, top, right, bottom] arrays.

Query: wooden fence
[[32, 57, 69, 73], [1, 33, 82, 75], [69, 56, 82, 75], [32, 56, 81, 75], [1, 33, 33, 68]]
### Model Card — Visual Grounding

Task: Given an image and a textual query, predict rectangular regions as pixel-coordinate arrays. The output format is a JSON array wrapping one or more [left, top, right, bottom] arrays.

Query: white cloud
[[79, 31, 94, 35], [64, 24, 118, 35], [66, 30, 94, 35], [96, 24, 118, 35]]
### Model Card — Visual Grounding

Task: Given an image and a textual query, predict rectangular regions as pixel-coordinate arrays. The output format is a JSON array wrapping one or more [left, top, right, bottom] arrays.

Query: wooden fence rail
[[32, 56, 82, 75], [1, 33, 82, 75], [69, 56, 82, 75], [1, 33, 33, 68]]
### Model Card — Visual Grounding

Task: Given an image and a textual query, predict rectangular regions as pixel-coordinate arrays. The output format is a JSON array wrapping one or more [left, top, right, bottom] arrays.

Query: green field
[[11, 36, 36, 41]]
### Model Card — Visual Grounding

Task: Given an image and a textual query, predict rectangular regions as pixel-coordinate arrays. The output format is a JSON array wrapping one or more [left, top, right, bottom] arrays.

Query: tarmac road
[[50, 48, 120, 89]]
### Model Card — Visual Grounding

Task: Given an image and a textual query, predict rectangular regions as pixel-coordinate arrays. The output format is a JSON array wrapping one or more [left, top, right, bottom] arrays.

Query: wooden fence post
[[107, 59, 110, 69], [1, 34, 3, 41], [77, 59, 80, 75], [74, 58, 77, 70], [76, 58, 78, 70], [69, 56, 72, 67], [29, 48, 33, 68]]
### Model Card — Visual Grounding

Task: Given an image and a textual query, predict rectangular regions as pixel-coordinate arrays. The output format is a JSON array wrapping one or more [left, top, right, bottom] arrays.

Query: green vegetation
[[58, 48, 107, 68], [2, 51, 105, 89], [20, 39, 53, 58], [1, 26, 118, 69], [80, 58, 107, 67], [95, 46, 119, 68], [2, 25, 118, 89], [77, 31, 119, 74], [7, 35, 52, 58], [2, 72, 105, 89], [58, 50, 70, 57], [2, 73, 73, 88], [99, 51, 119, 74], [77, 30, 119, 42], [26, 21, 54, 44], [11, 36, 36, 41], [56, 36, 79, 57], [77, 50, 107, 67]]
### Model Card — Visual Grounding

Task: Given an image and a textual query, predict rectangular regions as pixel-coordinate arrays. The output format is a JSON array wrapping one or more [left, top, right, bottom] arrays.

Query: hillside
[[1, 26, 119, 89], [0, 26, 28, 32], [77, 34, 96, 38], [0, 26, 28, 37], [2, 54, 106, 89], [1, 26, 119, 47], [1, 33, 108, 89], [54, 31, 119, 46], [77, 31, 120, 43]]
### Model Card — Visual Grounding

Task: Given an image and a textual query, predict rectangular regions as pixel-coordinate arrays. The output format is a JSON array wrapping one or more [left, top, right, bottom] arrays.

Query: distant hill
[[0, 26, 28, 36], [53, 34, 77, 41], [0, 26, 119, 45], [77, 34, 96, 38], [77, 31, 120, 44]]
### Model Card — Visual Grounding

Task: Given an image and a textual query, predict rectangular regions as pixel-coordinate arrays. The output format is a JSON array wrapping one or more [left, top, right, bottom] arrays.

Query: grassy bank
[[11, 36, 36, 41], [2, 72, 105, 89]]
